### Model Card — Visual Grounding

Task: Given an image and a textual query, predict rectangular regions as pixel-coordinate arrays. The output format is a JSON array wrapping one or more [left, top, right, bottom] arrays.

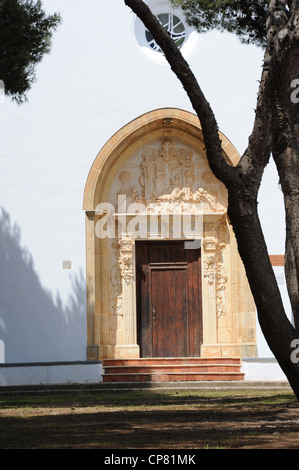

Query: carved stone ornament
[[110, 241, 123, 315], [118, 236, 135, 285], [203, 221, 227, 317], [117, 170, 141, 206], [117, 138, 217, 214]]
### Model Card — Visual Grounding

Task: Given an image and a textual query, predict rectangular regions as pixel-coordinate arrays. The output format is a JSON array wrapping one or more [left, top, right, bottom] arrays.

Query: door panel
[[136, 241, 202, 358], [151, 264, 187, 357]]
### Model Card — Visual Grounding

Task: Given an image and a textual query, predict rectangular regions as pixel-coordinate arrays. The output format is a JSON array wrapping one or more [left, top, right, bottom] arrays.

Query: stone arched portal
[[83, 108, 257, 360]]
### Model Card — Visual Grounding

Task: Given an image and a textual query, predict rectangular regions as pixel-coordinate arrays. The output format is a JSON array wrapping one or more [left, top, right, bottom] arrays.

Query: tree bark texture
[[267, 2, 299, 330], [124, 0, 299, 399]]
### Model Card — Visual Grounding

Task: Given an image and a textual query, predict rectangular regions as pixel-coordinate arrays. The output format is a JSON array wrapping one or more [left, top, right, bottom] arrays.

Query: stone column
[[115, 234, 140, 358], [201, 218, 227, 357], [85, 211, 102, 360]]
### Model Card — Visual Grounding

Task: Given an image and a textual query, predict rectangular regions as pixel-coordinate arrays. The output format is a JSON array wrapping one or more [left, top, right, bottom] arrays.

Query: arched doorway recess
[[83, 108, 257, 360]]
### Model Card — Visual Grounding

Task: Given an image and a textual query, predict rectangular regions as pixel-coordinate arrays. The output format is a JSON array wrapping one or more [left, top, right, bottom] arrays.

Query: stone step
[[102, 372, 245, 383], [103, 357, 242, 367], [103, 364, 242, 374], [102, 357, 244, 383]]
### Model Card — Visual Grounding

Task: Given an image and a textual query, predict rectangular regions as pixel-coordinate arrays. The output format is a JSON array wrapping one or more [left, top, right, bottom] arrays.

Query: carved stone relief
[[138, 140, 218, 213], [110, 240, 123, 315], [110, 139, 224, 215], [117, 171, 141, 207], [203, 220, 228, 318], [109, 235, 136, 316], [118, 236, 135, 285]]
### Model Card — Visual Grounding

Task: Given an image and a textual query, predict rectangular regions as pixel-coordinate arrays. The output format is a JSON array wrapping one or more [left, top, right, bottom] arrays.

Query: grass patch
[[0, 389, 298, 449]]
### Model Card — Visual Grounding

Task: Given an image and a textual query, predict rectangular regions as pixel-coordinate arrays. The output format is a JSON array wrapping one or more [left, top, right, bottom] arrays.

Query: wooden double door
[[136, 241, 202, 358]]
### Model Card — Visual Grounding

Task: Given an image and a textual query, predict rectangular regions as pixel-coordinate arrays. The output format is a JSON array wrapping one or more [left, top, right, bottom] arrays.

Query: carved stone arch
[[83, 108, 240, 212], [83, 108, 257, 360]]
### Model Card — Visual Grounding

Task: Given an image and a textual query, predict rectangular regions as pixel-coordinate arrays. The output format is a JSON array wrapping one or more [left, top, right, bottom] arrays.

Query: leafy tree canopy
[[0, 0, 61, 103], [171, 0, 269, 47]]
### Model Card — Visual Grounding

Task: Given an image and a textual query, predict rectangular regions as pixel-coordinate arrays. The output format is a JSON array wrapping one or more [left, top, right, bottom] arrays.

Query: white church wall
[[0, 0, 290, 371], [0, 361, 102, 387], [242, 359, 288, 382]]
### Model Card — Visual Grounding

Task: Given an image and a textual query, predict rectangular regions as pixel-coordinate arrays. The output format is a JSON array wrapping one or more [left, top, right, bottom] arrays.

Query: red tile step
[[102, 358, 244, 383]]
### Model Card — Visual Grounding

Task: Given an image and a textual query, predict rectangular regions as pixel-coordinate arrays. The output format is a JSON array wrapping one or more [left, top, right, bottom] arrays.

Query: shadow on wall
[[0, 208, 87, 363]]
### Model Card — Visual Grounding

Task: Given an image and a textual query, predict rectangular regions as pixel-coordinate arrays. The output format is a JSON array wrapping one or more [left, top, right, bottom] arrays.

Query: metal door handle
[[152, 306, 156, 321]]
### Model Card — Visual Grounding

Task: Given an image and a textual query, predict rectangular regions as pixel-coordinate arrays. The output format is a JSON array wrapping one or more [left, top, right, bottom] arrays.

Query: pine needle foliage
[[171, 0, 268, 47], [0, 0, 61, 103]]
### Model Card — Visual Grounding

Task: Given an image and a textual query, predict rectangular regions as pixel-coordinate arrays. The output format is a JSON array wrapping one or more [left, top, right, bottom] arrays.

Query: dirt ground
[[0, 389, 298, 449]]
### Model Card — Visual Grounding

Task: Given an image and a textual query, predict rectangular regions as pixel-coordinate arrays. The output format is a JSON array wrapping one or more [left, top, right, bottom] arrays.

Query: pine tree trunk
[[227, 186, 299, 398], [269, 29, 299, 330]]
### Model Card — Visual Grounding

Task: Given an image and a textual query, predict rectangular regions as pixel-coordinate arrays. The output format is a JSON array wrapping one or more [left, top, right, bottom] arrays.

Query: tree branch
[[124, 0, 236, 187], [236, 0, 291, 185], [125, 0, 274, 197], [237, 62, 271, 187]]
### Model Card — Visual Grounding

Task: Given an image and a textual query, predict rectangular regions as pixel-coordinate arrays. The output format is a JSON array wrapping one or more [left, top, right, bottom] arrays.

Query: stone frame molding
[[83, 108, 257, 360]]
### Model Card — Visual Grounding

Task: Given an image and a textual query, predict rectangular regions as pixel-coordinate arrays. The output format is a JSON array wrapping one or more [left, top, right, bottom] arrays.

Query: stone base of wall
[[201, 343, 258, 358]]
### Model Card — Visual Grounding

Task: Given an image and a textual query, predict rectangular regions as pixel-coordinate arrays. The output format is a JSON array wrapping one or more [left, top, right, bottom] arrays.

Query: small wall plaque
[[63, 261, 72, 270]]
